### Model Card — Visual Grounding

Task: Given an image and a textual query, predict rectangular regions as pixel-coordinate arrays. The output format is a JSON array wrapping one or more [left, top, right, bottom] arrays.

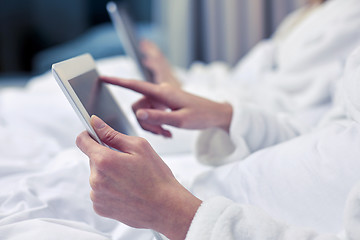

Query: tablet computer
[[52, 53, 137, 145], [107, 1, 154, 83]]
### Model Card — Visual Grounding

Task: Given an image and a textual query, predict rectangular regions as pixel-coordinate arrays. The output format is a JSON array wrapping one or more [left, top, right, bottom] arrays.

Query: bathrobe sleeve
[[195, 0, 360, 166], [195, 100, 305, 165], [186, 182, 360, 240], [189, 122, 360, 240], [185, 196, 346, 240]]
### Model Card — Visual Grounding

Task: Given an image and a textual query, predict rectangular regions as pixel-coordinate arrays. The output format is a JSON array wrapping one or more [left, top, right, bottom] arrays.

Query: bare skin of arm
[[76, 115, 202, 240], [102, 76, 233, 138]]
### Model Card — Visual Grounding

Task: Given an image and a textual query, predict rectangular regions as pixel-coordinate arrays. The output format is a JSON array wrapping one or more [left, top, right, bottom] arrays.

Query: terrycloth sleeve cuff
[[195, 96, 251, 166], [185, 197, 342, 240], [185, 197, 234, 240]]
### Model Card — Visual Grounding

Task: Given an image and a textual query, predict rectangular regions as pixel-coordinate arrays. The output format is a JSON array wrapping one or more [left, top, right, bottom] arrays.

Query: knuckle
[[95, 154, 110, 171], [102, 128, 119, 144], [89, 175, 101, 192], [134, 137, 150, 149], [75, 135, 82, 147], [177, 118, 187, 128], [173, 119, 182, 128], [90, 152, 109, 171], [177, 112, 191, 128], [172, 115, 186, 128], [127, 80, 137, 89], [159, 83, 172, 93], [89, 172, 107, 192], [75, 132, 86, 147]]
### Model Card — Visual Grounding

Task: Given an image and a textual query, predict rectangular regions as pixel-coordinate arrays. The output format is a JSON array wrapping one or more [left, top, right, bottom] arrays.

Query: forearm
[[195, 102, 305, 166], [230, 102, 304, 153], [211, 102, 233, 133]]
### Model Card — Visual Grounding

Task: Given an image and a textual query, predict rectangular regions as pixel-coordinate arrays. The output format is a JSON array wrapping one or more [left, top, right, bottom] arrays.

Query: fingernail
[[137, 110, 148, 120], [91, 115, 106, 129]]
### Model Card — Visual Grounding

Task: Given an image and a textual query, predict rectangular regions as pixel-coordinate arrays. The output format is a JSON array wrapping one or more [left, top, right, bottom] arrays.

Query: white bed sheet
[[0, 55, 341, 239], [0, 56, 212, 239]]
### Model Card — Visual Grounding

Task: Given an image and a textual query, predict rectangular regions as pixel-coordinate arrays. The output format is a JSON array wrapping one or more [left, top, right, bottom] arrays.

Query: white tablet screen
[[68, 69, 136, 136]]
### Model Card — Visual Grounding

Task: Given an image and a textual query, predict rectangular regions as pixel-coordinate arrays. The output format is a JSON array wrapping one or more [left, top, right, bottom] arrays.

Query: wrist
[[154, 183, 202, 240], [216, 102, 233, 133]]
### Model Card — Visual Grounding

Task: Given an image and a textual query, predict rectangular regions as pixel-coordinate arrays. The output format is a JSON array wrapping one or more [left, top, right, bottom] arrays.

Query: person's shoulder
[[272, 5, 313, 40]]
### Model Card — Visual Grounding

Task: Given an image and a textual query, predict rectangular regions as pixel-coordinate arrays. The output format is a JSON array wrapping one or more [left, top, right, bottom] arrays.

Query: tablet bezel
[[52, 54, 102, 144], [52, 53, 137, 145]]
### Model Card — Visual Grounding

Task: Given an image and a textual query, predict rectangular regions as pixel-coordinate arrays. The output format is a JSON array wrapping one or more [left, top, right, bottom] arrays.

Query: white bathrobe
[[1, 1, 360, 239], [185, 46, 360, 240], [191, 0, 360, 165]]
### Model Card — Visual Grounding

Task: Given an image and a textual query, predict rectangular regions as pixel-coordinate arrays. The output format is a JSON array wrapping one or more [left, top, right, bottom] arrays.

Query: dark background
[[0, 0, 151, 75]]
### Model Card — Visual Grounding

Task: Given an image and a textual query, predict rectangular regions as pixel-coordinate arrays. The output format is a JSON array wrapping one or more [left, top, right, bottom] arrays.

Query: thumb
[[90, 115, 131, 152]]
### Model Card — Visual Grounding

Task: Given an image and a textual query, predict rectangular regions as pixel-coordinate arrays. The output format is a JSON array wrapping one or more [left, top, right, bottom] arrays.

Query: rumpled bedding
[[0, 50, 359, 238], [0, 57, 210, 239], [2, 2, 360, 234]]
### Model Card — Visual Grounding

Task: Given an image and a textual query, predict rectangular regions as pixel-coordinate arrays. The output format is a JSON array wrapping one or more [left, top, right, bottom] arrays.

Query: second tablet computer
[[107, 1, 154, 83], [52, 53, 137, 145]]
